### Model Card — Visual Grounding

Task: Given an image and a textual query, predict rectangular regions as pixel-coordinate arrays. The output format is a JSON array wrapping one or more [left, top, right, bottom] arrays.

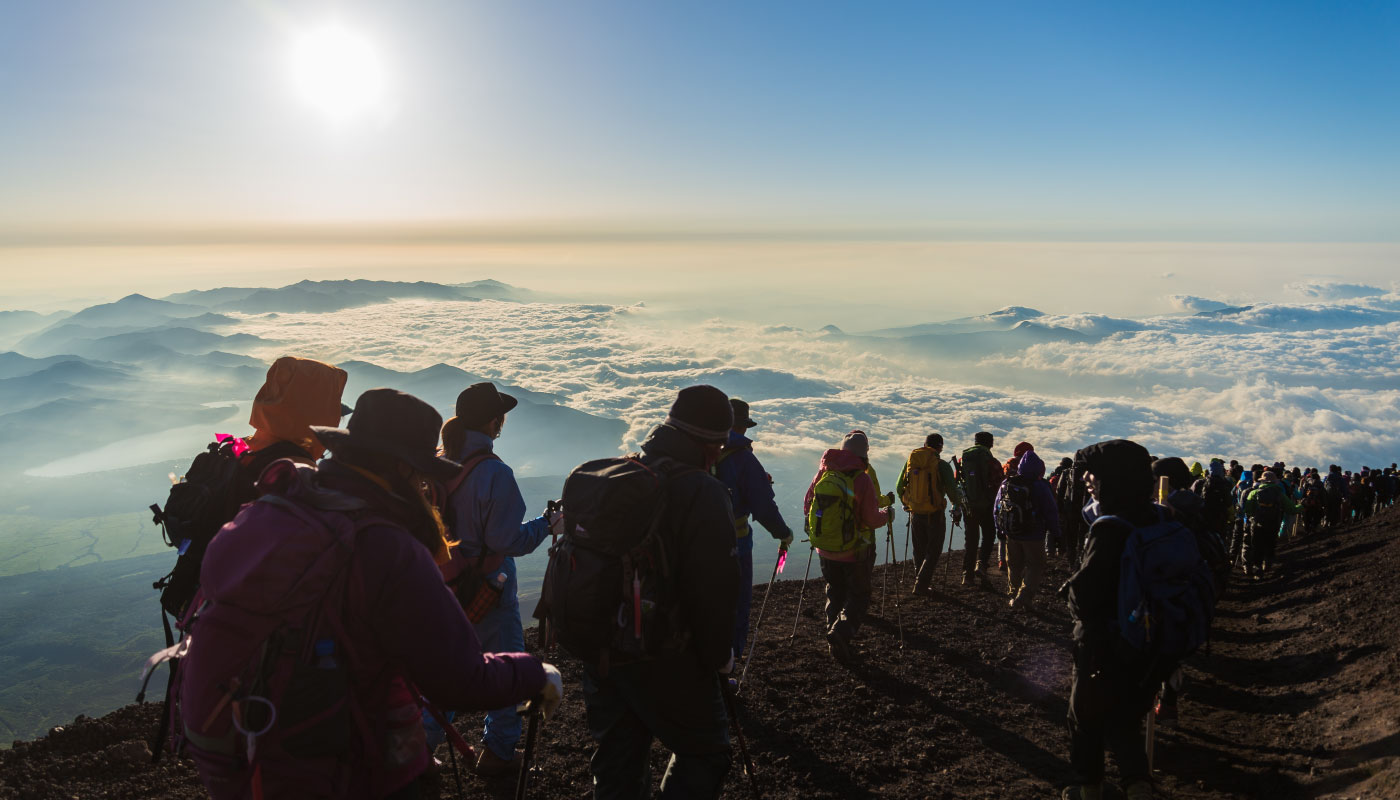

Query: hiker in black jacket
[[1060, 439, 1160, 800], [579, 385, 741, 800]]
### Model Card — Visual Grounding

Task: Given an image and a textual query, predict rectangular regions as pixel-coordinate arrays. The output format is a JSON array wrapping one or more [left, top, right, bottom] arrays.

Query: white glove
[[718, 648, 736, 675], [539, 663, 564, 721]]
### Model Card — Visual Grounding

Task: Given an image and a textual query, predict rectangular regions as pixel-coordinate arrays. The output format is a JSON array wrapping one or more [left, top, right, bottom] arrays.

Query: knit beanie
[[664, 385, 733, 443], [974, 431, 994, 447], [842, 430, 870, 458]]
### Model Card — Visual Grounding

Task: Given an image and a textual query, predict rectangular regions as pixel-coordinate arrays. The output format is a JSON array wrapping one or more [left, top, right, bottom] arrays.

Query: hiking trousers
[[1067, 646, 1157, 788], [581, 663, 730, 800], [962, 504, 997, 577], [821, 546, 876, 644], [1005, 539, 1045, 605], [909, 511, 946, 590], [1247, 517, 1281, 568]]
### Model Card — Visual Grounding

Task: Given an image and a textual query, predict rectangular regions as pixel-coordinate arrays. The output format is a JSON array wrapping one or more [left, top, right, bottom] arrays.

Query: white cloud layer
[[233, 293, 1400, 474]]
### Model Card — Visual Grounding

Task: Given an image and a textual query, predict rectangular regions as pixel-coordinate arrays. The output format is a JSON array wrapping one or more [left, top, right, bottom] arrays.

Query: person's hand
[[885, 491, 896, 506], [719, 649, 736, 675], [951, 509, 963, 526], [547, 507, 566, 538], [539, 663, 564, 721], [779, 530, 794, 550]]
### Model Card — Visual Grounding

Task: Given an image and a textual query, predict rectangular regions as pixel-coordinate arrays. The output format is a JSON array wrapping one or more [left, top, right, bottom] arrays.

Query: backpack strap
[[440, 449, 504, 564]]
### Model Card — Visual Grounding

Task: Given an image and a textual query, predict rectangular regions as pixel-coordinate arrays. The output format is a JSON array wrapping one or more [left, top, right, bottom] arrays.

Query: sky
[[2, 0, 1398, 244]]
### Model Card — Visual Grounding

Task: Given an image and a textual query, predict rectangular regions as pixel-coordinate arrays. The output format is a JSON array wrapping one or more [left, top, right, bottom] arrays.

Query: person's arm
[[895, 461, 910, 504], [360, 526, 546, 710], [741, 452, 791, 539], [853, 472, 891, 529], [1066, 520, 1123, 654], [676, 476, 741, 670], [464, 461, 550, 558], [939, 459, 963, 508]]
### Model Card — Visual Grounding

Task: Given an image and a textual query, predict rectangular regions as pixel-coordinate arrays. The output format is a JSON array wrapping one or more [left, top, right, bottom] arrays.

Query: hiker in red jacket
[[177, 389, 562, 800]]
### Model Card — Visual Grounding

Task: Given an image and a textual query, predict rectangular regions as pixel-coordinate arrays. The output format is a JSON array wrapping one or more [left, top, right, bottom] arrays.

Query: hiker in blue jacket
[[715, 398, 794, 659], [994, 450, 1059, 610], [434, 382, 555, 776]]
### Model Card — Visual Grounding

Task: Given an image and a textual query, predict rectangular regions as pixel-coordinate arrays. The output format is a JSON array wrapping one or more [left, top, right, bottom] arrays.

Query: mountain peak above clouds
[[161, 279, 529, 315], [856, 306, 1046, 338]]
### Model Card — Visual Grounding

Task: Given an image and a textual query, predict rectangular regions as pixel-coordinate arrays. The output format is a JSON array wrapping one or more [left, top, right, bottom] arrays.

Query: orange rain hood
[[245, 356, 348, 460]]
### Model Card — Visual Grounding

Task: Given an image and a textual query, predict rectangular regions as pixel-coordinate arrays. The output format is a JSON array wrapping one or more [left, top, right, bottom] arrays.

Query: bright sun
[[288, 23, 386, 121]]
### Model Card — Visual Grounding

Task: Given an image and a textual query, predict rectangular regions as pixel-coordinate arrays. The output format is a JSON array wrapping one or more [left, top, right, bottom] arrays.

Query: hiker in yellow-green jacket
[[897, 433, 962, 595]]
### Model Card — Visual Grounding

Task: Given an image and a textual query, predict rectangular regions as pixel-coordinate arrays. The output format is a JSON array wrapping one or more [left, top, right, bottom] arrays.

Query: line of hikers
[[139, 355, 1396, 800]]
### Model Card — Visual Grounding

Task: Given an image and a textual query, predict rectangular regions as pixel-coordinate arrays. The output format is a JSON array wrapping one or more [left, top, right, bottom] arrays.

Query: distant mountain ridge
[[858, 306, 1047, 337], [163, 278, 531, 314]]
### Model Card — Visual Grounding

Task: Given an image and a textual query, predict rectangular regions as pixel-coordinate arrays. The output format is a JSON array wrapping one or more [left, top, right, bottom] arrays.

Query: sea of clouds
[[236, 281, 1400, 473]]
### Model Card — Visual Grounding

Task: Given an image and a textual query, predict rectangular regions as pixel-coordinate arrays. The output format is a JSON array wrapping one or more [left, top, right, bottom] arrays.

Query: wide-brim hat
[[454, 382, 519, 428], [730, 398, 757, 429], [312, 388, 461, 479]]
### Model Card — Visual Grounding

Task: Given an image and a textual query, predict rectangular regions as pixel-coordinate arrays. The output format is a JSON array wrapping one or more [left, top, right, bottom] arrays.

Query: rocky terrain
[[4, 508, 1397, 799]]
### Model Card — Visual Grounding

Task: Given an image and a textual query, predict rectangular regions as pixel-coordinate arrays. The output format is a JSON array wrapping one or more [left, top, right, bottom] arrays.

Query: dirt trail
[[4, 509, 1397, 799]]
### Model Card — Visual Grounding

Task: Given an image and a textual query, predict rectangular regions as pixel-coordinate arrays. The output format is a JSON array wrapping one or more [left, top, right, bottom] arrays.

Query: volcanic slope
[[3, 509, 1397, 799]]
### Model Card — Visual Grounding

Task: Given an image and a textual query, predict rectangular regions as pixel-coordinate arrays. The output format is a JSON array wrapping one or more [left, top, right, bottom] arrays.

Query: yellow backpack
[[902, 448, 944, 513]]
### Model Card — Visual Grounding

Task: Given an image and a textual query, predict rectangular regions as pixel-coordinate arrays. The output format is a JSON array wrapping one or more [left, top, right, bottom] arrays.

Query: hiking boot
[[961, 573, 974, 587], [1124, 780, 1152, 800], [827, 631, 853, 665], [978, 573, 995, 591], [474, 747, 523, 777], [912, 584, 933, 597], [1061, 784, 1102, 800]]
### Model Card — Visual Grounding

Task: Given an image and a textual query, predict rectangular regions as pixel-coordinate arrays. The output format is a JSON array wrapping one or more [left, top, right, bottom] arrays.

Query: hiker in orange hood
[[245, 356, 350, 461]]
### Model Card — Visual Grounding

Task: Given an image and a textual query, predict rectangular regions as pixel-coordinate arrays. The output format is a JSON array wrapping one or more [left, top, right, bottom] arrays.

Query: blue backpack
[[1106, 511, 1218, 659]]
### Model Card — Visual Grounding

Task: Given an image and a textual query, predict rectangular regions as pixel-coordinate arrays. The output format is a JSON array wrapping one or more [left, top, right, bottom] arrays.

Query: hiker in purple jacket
[[179, 389, 562, 800], [994, 449, 1059, 610]]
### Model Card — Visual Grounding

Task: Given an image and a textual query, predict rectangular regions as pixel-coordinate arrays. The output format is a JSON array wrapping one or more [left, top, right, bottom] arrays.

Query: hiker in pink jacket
[[176, 389, 563, 800], [802, 433, 893, 664]]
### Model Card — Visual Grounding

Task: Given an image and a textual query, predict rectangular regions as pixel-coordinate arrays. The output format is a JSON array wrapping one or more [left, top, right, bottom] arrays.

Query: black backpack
[[150, 438, 308, 623], [995, 476, 1034, 538], [536, 454, 695, 674], [1193, 476, 1232, 521]]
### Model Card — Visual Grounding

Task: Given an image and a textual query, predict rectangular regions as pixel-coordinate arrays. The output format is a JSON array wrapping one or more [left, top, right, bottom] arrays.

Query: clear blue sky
[[1, 0, 1397, 240]]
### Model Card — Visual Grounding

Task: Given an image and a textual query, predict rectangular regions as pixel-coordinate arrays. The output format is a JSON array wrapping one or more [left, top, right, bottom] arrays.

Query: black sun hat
[[311, 388, 461, 479], [454, 382, 519, 429], [730, 398, 757, 429]]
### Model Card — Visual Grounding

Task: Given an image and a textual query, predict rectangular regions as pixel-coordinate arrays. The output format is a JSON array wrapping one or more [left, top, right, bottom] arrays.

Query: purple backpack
[[140, 459, 393, 799]]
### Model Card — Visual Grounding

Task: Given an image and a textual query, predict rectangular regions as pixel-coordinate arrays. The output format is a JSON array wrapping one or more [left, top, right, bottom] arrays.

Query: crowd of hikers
[[137, 355, 1399, 800]]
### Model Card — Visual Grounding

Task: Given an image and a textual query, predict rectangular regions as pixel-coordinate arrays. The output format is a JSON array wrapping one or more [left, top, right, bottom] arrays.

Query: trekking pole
[[901, 513, 913, 590], [944, 511, 958, 584], [1145, 696, 1158, 775], [881, 522, 892, 617], [446, 728, 463, 799], [789, 541, 815, 640], [514, 698, 544, 800], [889, 514, 904, 655], [739, 549, 784, 692], [721, 678, 762, 800]]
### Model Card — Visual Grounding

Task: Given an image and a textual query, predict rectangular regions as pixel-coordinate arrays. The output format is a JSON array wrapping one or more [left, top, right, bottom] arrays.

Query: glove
[[777, 524, 794, 550], [539, 663, 564, 721], [719, 648, 736, 675], [884, 491, 896, 506], [951, 509, 963, 526], [547, 507, 566, 538]]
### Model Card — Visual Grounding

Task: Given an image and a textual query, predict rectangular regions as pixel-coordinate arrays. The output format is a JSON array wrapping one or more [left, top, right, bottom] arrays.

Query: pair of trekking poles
[[429, 696, 545, 800]]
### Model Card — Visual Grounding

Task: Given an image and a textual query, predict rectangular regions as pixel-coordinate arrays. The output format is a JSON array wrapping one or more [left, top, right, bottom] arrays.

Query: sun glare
[[288, 23, 386, 121]]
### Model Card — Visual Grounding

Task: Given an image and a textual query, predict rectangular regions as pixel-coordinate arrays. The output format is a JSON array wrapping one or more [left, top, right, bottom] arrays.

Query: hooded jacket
[[993, 450, 1060, 542], [804, 448, 891, 556], [639, 423, 741, 672]]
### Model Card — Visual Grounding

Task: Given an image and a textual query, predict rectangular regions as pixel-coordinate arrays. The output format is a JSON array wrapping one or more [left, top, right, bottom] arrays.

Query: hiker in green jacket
[[1242, 471, 1301, 577], [896, 433, 962, 595]]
